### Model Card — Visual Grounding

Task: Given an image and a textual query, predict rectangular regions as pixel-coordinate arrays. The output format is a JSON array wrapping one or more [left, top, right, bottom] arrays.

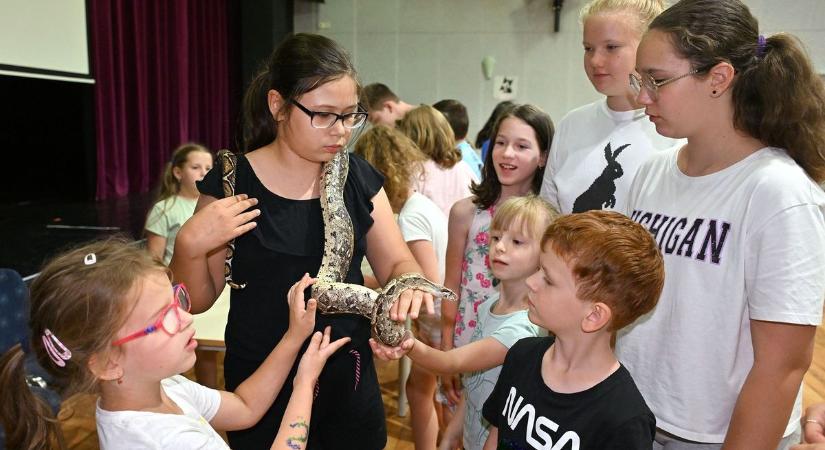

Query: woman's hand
[[177, 194, 260, 257], [801, 403, 825, 445], [294, 327, 350, 388], [286, 274, 318, 341], [389, 288, 435, 321]]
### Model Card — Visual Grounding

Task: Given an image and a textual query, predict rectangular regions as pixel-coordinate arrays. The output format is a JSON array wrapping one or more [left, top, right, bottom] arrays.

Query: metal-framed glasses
[[290, 99, 368, 129], [112, 283, 191, 346], [629, 67, 709, 101]]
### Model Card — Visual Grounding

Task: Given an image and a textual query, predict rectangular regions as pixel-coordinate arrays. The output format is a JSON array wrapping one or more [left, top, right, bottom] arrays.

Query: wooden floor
[[53, 327, 825, 450]]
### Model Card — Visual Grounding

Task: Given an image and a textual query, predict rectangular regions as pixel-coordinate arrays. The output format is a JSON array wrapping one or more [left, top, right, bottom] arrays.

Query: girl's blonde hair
[[580, 0, 667, 34], [156, 143, 211, 203], [0, 239, 167, 450], [353, 125, 428, 212], [491, 195, 560, 241], [397, 105, 461, 168]]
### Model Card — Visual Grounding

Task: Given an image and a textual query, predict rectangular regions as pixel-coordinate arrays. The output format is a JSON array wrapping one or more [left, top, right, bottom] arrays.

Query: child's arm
[[482, 426, 498, 450], [370, 334, 508, 376], [441, 198, 474, 402], [145, 232, 167, 262], [270, 327, 350, 450], [209, 274, 323, 431]]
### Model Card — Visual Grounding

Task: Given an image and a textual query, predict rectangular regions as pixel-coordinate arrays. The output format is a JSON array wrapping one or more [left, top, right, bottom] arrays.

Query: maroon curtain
[[90, 0, 235, 200]]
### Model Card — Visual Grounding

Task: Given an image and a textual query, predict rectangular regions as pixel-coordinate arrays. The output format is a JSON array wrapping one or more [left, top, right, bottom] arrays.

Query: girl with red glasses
[[0, 241, 347, 450]]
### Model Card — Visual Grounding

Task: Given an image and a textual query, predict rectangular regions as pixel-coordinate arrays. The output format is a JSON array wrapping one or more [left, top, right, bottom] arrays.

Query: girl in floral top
[[439, 104, 554, 446]]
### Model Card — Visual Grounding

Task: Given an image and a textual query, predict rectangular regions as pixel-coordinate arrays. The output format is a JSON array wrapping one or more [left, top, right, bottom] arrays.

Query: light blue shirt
[[458, 140, 483, 179]]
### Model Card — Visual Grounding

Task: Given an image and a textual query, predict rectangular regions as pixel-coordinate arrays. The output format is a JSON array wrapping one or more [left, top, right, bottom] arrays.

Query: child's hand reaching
[[294, 326, 350, 388], [368, 332, 415, 361], [286, 274, 318, 341]]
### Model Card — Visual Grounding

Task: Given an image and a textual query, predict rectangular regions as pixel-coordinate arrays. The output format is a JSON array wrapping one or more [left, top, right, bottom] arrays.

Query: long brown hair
[[397, 105, 461, 168], [241, 33, 360, 153], [650, 0, 825, 182], [471, 104, 554, 210], [0, 239, 166, 450], [353, 125, 428, 212]]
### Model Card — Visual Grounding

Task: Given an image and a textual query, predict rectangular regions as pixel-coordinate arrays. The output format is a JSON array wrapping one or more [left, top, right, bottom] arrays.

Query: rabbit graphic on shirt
[[572, 142, 630, 213]]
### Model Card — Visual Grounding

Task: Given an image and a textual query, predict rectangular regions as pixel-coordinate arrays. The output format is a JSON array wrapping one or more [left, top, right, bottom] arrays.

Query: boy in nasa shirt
[[482, 211, 664, 450]]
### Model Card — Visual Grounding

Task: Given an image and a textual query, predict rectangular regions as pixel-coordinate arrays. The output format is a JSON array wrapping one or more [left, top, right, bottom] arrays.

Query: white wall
[[295, 0, 825, 141]]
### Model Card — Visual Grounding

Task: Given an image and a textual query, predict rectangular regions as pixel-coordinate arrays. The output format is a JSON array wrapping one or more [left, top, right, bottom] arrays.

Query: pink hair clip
[[42, 329, 72, 367]]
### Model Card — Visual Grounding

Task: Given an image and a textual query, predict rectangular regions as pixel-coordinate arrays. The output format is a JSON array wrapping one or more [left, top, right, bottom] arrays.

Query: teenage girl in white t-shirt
[[0, 241, 348, 450], [540, 0, 677, 215], [615, 1, 825, 449]]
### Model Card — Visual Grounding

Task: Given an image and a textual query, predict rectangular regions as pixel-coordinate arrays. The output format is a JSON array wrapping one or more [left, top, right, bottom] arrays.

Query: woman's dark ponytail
[[239, 33, 359, 153]]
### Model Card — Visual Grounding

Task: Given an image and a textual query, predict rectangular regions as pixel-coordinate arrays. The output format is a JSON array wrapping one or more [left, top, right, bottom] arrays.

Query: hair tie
[[756, 35, 767, 59], [42, 329, 72, 367]]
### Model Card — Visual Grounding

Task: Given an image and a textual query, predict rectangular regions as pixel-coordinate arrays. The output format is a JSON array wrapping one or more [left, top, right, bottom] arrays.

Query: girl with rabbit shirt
[[540, 0, 680, 215]]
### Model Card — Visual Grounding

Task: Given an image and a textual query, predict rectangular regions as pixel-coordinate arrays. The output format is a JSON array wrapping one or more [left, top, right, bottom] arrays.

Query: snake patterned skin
[[311, 148, 457, 346], [217, 149, 246, 290]]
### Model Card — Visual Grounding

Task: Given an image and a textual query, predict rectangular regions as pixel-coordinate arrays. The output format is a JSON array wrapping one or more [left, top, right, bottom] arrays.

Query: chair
[[0, 268, 60, 449]]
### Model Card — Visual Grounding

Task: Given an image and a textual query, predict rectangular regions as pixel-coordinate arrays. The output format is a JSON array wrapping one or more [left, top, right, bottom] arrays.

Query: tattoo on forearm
[[286, 418, 309, 450]]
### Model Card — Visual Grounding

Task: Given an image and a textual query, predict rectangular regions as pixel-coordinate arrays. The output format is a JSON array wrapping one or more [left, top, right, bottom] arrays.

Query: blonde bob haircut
[[490, 195, 560, 242]]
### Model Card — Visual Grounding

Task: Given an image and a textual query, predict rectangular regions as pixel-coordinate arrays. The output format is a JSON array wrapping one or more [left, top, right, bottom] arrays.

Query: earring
[[116, 374, 124, 385], [712, 90, 717, 95]]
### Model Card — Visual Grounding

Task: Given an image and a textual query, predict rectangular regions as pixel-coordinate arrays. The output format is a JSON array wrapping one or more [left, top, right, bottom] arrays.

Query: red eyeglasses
[[113, 283, 191, 346]]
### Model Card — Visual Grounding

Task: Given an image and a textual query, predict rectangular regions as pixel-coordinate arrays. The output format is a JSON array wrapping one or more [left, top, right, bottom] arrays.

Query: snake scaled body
[[310, 148, 457, 346]]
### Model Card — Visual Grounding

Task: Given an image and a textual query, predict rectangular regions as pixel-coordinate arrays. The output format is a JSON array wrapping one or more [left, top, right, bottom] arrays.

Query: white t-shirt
[[540, 98, 680, 214], [616, 146, 825, 442], [398, 192, 449, 344], [96, 375, 227, 450], [398, 192, 448, 279], [463, 294, 542, 450]]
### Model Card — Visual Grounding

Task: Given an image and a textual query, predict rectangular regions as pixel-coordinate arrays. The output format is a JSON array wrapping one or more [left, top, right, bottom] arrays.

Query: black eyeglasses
[[290, 99, 368, 129]]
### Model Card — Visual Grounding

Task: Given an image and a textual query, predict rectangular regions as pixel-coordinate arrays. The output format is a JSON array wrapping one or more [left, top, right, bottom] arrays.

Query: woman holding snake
[[170, 33, 436, 450]]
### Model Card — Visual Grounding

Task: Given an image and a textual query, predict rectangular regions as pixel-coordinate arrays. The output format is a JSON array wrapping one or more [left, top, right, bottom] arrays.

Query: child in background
[[474, 101, 515, 161], [482, 210, 664, 449], [360, 82, 416, 127], [354, 125, 448, 450], [441, 105, 553, 419], [372, 195, 558, 450], [540, 0, 677, 214], [0, 240, 348, 450], [398, 104, 479, 216], [145, 143, 213, 265], [433, 99, 483, 179]]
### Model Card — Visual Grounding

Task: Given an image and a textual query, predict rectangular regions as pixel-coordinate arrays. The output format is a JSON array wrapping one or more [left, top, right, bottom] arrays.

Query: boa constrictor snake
[[217, 148, 457, 346]]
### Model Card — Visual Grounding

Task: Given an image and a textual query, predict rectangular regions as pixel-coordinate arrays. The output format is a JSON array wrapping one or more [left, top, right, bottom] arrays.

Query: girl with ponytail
[[170, 33, 434, 449], [616, 1, 825, 449]]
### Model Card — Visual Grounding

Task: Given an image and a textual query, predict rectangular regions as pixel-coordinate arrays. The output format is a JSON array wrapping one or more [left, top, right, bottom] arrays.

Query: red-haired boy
[[482, 210, 665, 449]]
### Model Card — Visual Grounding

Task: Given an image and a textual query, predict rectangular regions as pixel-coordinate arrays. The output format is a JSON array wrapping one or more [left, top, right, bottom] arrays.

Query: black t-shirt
[[197, 152, 387, 450], [482, 337, 655, 450]]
